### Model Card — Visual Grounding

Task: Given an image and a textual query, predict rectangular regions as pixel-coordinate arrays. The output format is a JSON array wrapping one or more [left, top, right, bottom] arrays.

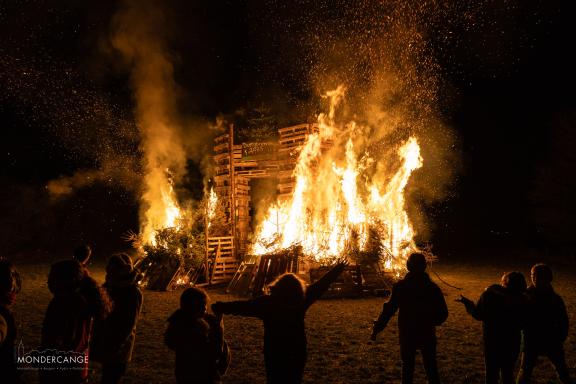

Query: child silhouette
[[165, 287, 229, 384]]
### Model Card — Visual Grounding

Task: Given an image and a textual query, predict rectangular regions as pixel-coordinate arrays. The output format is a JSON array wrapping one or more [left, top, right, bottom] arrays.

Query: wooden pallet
[[207, 236, 239, 284], [208, 236, 234, 257], [211, 255, 239, 285], [226, 247, 304, 297], [278, 123, 319, 139], [214, 142, 230, 154], [227, 255, 259, 295], [214, 133, 230, 143], [166, 264, 205, 290], [251, 248, 301, 296], [241, 142, 278, 159], [236, 169, 277, 178], [308, 263, 393, 297]]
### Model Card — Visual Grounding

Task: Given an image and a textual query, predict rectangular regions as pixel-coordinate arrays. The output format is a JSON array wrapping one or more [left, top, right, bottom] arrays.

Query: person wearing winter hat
[[90, 254, 143, 384]]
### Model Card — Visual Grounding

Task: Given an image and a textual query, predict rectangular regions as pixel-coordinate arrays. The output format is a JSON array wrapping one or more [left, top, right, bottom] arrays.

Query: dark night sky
[[0, 0, 575, 258]]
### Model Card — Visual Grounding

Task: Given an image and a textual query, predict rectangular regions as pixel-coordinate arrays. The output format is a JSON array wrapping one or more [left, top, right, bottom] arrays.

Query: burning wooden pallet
[[309, 263, 394, 298], [276, 123, 333, 198], [227, 245, 395, 298], [227, 255, 259, 294], [227, 246, 303, 296]]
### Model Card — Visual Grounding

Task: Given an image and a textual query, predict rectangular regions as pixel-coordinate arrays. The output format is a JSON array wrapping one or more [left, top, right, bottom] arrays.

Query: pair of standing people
[[458, 264, 571, 384], [165, 260, 348, 384], [41, 246, 143, 384]]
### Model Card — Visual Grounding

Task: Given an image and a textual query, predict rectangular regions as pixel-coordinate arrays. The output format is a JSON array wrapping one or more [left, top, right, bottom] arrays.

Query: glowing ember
[[251, 87, 422, 273]]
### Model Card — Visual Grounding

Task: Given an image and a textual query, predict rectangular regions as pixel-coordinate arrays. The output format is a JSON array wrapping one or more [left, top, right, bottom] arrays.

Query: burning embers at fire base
[[251, 87, 423, 273]]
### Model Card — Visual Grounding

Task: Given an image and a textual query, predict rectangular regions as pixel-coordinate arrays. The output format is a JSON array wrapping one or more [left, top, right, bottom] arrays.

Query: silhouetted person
[[165, 287, 229, 384], [72, 245, 111, 323], [91, 254, 143, 384], [40, 260, 94, 384], [517, 264, 571, 384], [0, 258, 22, 384], [212, 261, 347, 384], [457, 271, 527, 384], [73, 244, 92, 266], [371, 253, 448, 384]]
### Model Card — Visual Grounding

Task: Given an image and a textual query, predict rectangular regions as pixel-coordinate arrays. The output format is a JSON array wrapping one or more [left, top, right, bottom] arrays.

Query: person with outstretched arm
[[457, 271, 527, 384], [212, 260, 347, 384]]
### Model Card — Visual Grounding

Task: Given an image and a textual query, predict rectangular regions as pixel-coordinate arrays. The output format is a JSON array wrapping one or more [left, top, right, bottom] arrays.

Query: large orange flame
[[141, 168, 181, 245], [251, 86, 422, 272]]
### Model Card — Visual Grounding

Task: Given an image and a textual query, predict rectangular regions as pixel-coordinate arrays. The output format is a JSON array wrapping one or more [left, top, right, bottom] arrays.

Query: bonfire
[[132, 86, 426, 293]]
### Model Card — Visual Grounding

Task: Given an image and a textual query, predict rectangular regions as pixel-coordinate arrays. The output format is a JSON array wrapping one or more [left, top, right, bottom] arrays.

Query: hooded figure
[[212, 261, 347, 384], [458, 271, 527, 384], [372, 253, 448, 384], [517, 264, 571, 384], [0, 257, 21, 384], [90, 254, 143, 384]]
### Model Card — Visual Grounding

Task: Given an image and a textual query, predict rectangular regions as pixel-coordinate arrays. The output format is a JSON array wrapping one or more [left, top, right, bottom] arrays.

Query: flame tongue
[[368, 137, 422, 267], [141, 168, 181, 246], [251, 87, 423, 271], [207, 186, 218, 229]]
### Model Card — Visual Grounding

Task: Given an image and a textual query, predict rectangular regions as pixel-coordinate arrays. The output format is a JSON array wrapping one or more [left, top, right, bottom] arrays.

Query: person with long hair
[[91, 254, 143, 384], [212, 260, 347, 384], [41, 259, 111, 384]]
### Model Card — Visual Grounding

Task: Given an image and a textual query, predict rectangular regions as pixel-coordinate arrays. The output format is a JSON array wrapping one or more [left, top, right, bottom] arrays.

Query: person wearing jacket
[[372, 253, 448, 384], [91, 254, 143, 384], [458, 271, 527, 384], [164, 287, 229, 384], [517, 264, 571, 384], [40, 260, 95, 384], [212, 260, 347, 384]]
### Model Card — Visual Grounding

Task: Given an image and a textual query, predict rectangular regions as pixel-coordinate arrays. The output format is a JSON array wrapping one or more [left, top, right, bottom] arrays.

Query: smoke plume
[[110, 0, 187, 242]]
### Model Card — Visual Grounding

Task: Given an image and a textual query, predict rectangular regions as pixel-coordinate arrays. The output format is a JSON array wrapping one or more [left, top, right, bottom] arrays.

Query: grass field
[[10, 258, 576, 383]]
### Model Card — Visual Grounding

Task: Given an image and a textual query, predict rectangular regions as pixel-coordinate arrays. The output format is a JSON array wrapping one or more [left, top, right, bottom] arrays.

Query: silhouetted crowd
[[0, 250, 572, 384]]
